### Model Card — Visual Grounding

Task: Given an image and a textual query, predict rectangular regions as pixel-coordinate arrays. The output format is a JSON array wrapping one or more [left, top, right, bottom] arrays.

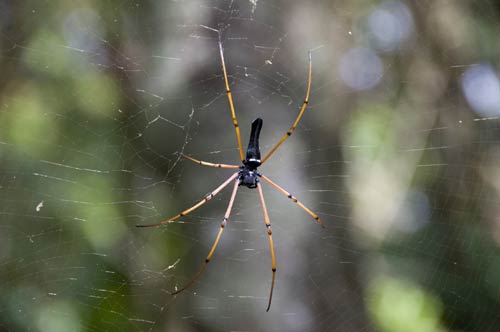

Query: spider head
[[238, 166, 260, 189]]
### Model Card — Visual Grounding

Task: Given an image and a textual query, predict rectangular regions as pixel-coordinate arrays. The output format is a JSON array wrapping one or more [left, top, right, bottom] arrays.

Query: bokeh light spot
[[461, 64, 500, 117], [339, 47, 383, 91], [368, 1, 414, 53]]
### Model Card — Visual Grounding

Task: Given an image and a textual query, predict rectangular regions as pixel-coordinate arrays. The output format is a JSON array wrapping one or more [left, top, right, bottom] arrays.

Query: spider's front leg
[[261, 51, 312, 164], [218, 37, 245, 163]]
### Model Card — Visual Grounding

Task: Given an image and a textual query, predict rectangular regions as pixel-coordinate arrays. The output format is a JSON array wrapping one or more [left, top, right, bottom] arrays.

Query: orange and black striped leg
[[218, 37, 245, 163], [256, 182, 277, 312], [259, 174, 324, 228], [179, 153, 240, 169], [136, 172, 239, 228], [261, 51, 312, 164], [171, 178, 240, 295]]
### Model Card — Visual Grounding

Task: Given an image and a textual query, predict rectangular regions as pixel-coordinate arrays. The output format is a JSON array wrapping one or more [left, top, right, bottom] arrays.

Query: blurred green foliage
[[2, 1, 500, 331]]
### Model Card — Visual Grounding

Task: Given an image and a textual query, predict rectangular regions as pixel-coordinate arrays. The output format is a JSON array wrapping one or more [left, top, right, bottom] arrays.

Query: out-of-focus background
[[2, 1, 500, 331]]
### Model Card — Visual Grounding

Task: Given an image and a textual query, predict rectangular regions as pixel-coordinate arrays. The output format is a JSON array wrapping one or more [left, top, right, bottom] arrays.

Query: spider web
[[2, 1, 500, 331]]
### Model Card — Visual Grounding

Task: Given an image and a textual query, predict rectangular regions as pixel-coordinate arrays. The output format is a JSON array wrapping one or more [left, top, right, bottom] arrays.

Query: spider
[[137, 38, 323, 312]]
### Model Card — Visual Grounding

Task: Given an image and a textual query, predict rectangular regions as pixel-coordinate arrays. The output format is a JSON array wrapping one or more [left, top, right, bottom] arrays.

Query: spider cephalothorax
[[137, 37, 322, 312], [239, 118, 263, 189], [238, 167, 261, 188]]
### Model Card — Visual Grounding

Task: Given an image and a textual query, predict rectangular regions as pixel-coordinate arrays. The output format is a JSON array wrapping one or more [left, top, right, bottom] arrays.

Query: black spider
[[137, 38, 323, 311], [238, 118, 263, 189]]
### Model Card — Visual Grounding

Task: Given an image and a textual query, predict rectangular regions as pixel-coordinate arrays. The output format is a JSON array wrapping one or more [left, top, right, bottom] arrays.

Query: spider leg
[[136, 172, 239, 228], [218, 36, 245, 163], [171, 178, 240, 295], [256, 182, 277, 312], [179, 153, 239, 169], [261, 51, 312, 164], [259, 174, 324, 228]]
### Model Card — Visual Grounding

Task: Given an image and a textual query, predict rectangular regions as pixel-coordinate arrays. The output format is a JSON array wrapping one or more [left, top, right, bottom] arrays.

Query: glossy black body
[[238, 118, 263, 188]]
